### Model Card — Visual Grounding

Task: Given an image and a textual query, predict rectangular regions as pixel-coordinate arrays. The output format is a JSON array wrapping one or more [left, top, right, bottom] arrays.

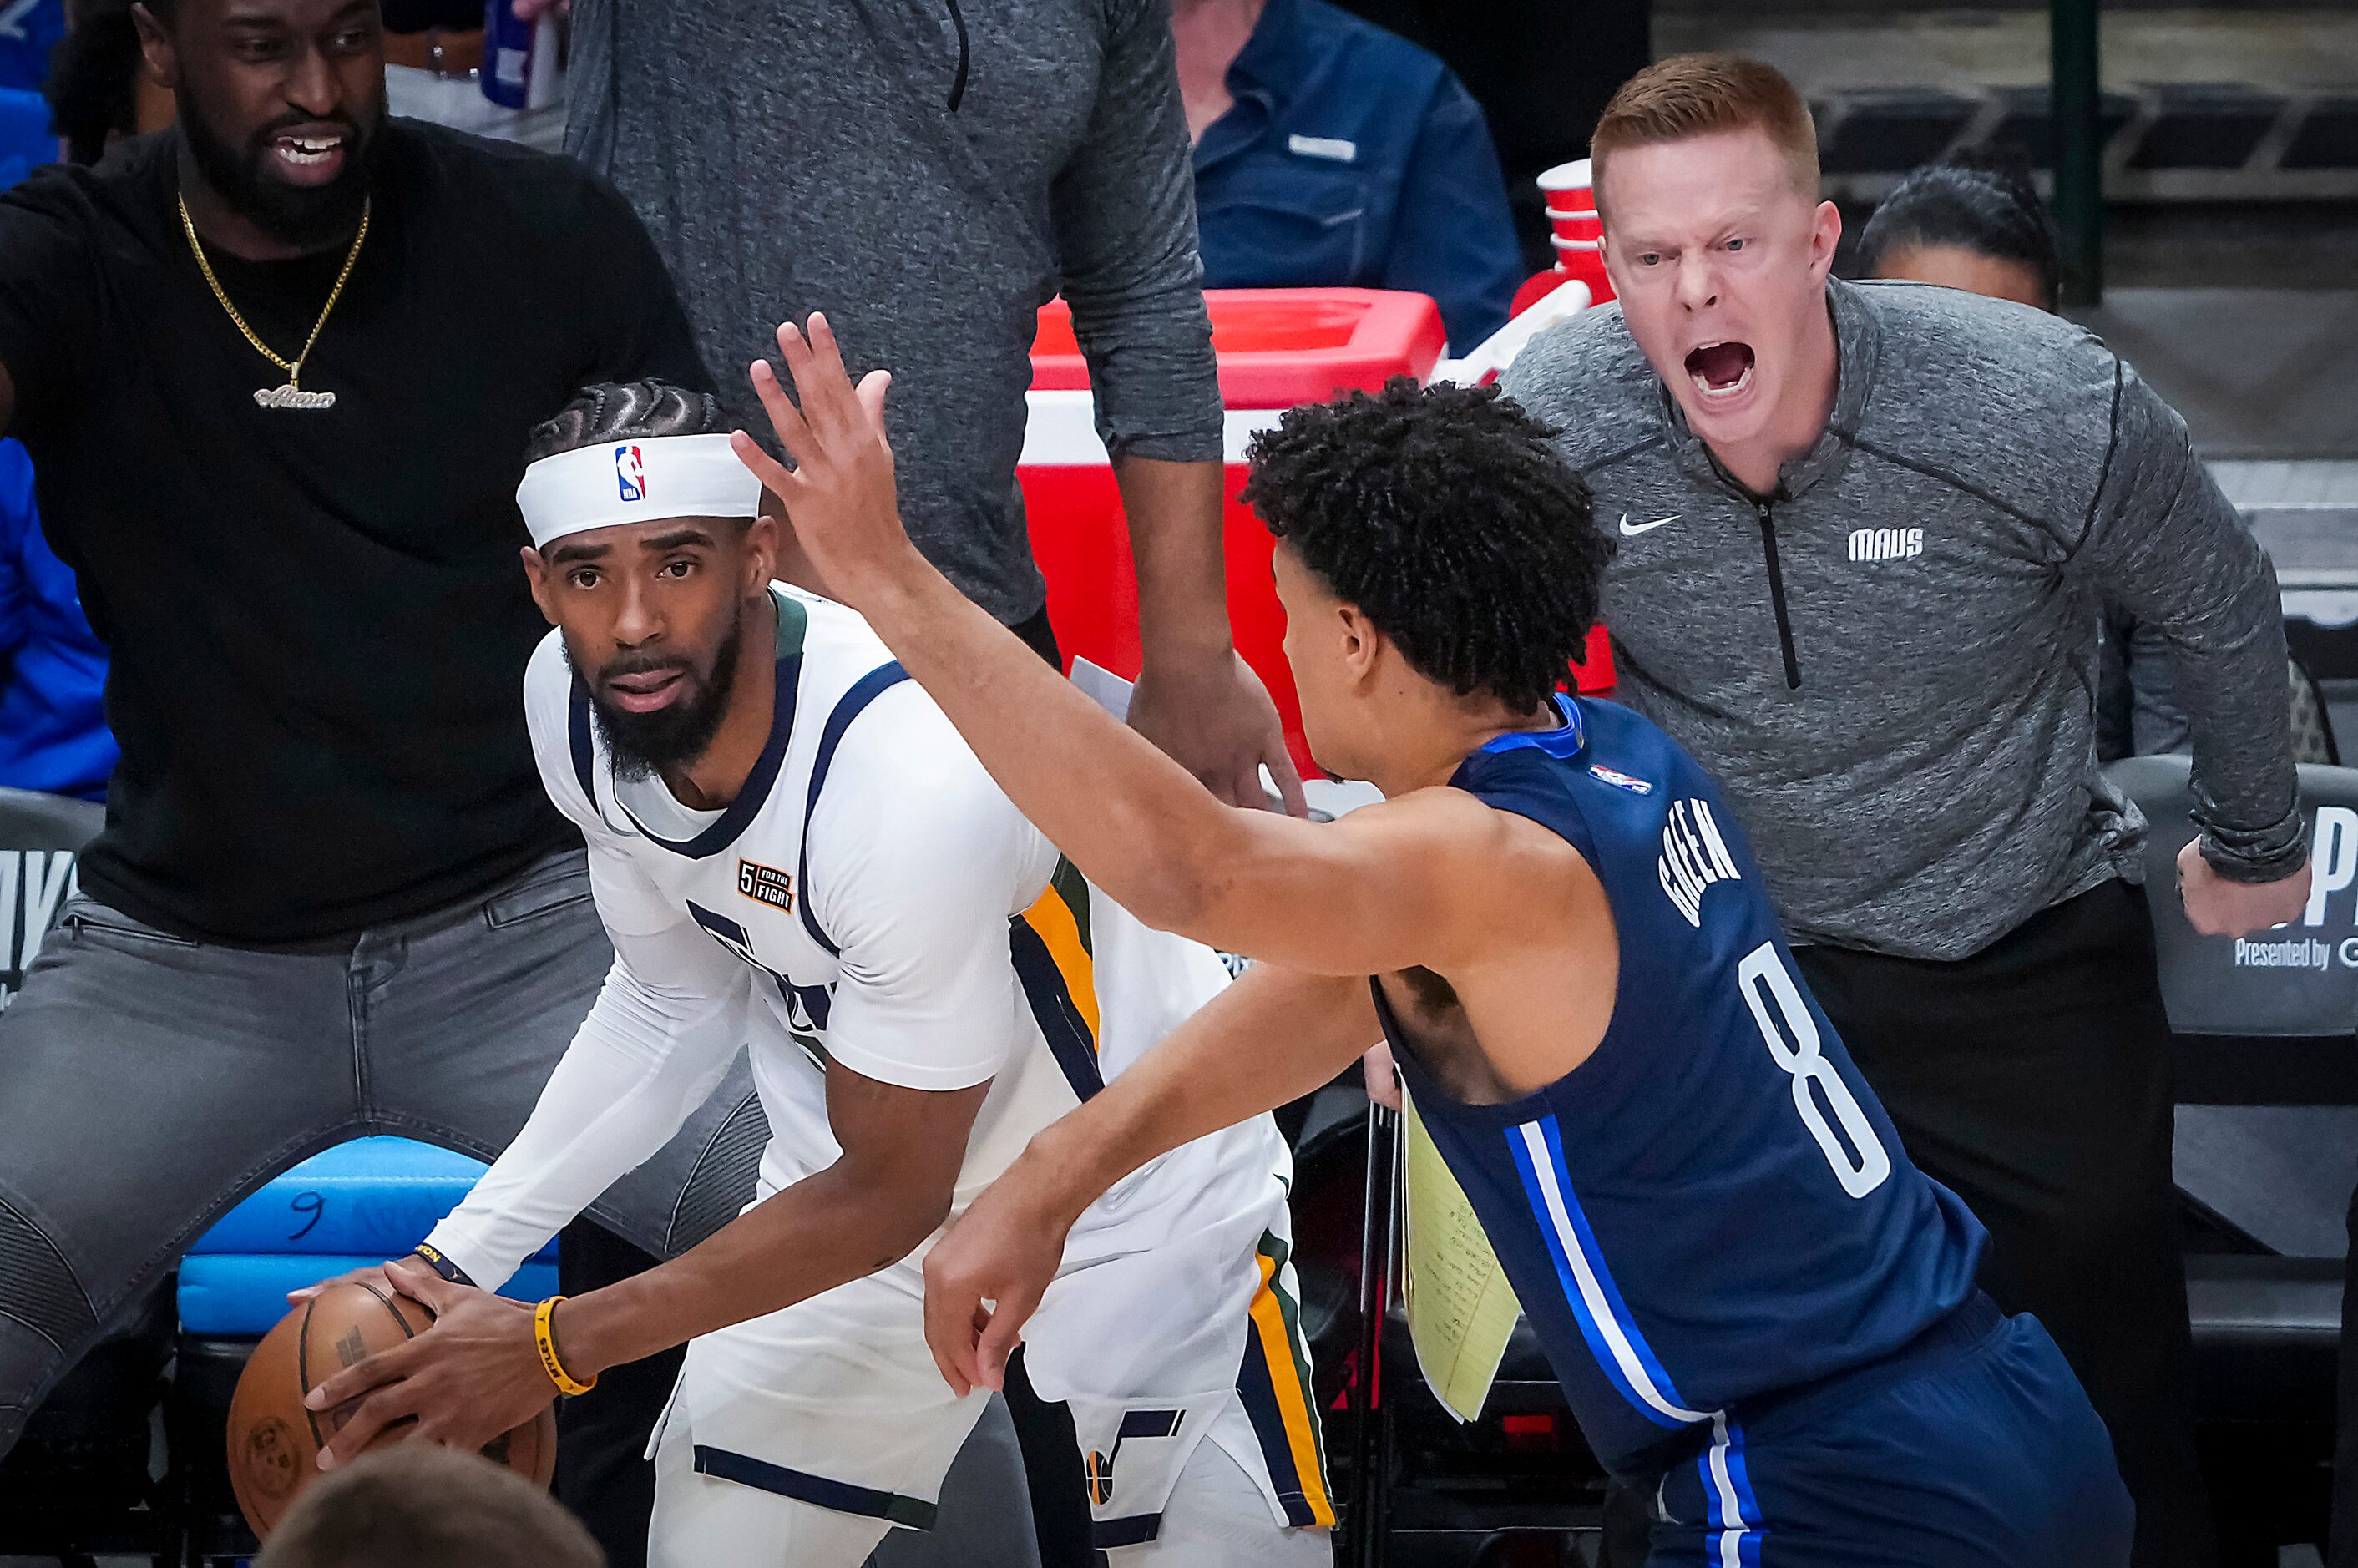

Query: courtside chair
[[2110, 754, 2358, 1565]]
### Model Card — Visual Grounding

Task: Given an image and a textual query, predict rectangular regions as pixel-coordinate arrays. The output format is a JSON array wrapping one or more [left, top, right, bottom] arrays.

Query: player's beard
[[587, 621, 746, 783]]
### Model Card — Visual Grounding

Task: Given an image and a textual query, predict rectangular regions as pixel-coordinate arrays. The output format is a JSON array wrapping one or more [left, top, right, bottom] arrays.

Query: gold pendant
[[254, 382, 336, 411]]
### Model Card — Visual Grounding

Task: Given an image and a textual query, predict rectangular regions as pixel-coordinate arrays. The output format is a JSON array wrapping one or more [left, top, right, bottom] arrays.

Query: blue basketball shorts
[[1642, 1295, 2133, 1566]]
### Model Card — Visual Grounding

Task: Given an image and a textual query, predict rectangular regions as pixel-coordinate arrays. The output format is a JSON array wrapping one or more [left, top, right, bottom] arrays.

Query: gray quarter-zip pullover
[[1502, 277, 2302, 960]]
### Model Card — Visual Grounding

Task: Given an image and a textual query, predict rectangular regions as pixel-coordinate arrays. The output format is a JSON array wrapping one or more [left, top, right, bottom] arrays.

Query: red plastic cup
[[1549, 211, 1603, 244], [1538, 157, 1596, 218], [1549, 233, 1615, 306]]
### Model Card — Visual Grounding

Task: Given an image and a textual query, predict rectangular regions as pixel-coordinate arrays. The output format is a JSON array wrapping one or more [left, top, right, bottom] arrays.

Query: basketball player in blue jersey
[[737, 318, 2136, 1565]]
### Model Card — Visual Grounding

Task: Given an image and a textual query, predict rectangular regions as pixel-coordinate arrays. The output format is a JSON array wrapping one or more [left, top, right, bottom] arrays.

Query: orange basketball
[[225, 1280, 557, 1538]]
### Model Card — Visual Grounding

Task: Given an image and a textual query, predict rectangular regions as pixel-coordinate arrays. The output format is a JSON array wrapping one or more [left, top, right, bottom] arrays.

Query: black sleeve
[[0, 175, 101, 438], [575, 175, 714, 398]]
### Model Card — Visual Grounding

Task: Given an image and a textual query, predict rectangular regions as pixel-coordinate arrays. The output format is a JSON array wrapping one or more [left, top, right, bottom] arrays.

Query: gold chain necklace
[[177, 192, 371, 412]]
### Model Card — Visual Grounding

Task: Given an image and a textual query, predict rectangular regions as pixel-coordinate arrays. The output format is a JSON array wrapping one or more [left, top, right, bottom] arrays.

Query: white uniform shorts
[[643, 1233, 1334, 1565]]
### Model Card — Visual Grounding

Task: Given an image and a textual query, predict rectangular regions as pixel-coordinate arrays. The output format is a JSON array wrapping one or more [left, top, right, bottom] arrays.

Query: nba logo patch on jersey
[[615, 443, 647, 503], [1589, 765, 1653, 795], [738, 858, 792, 912]]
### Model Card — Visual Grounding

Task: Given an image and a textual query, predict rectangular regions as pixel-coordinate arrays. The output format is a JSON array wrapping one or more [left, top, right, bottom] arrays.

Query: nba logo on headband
[[519, 432, 760, 550]]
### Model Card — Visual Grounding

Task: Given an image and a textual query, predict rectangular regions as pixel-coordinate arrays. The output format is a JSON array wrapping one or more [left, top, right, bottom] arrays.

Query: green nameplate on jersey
[[1402, 1090, 1523, 1424], [769, 586, 809, 658]]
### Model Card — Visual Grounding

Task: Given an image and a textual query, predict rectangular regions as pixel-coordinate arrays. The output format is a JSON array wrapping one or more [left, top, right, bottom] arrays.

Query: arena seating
[[2112, 753, 2358, 1559]]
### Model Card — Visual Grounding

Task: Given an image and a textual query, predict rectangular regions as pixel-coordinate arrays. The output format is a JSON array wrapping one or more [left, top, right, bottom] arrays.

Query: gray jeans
[[0, 847, 763, 1455]]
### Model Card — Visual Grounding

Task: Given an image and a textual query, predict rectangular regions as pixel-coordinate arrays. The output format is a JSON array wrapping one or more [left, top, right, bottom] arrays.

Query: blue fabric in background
[[0, 84, 49, 191], [0, 0, 65, 94], [0, 438, 116, 799], [1192, 0, 1522, 352]]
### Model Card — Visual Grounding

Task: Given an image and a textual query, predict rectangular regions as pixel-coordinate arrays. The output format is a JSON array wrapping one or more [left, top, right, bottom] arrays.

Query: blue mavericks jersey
[[1383, 695, 1984, 1479]]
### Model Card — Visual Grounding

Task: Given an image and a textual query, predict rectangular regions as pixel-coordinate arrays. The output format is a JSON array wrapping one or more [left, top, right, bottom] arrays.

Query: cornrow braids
[[523, 380, 730, 465], [1241, 377, 1613, 717]]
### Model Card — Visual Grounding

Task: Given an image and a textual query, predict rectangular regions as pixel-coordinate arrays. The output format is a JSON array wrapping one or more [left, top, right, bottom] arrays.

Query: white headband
[[515, 433, 764, 549]]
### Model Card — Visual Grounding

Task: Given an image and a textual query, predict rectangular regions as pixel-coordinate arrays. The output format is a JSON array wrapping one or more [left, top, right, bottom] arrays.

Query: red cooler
[[1021, 288, 1609, 779]]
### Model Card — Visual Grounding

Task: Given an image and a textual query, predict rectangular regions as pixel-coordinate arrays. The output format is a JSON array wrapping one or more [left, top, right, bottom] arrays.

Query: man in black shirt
[[0, 0, 756, 1545]]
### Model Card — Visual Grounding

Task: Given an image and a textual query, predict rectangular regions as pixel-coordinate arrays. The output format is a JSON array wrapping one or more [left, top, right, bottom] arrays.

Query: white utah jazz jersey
[[524, 586, 1292, 1403]]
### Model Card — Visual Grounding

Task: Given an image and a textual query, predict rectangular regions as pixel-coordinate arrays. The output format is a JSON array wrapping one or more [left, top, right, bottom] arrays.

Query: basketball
[[224, 1280, 557, 1538]]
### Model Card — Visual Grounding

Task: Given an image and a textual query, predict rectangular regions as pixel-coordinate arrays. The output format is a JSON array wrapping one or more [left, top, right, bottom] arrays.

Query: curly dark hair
[[1240, 377, 1612, 716], [524, 380, 729, 464]]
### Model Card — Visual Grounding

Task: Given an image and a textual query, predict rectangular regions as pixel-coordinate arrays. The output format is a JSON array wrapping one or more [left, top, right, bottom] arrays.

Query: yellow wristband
[[533, 1296, 597, 1397]]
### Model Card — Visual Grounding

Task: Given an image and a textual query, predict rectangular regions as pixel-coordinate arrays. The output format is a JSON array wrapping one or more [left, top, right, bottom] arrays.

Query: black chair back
[[2109, 755, 2358, 1100], [2108, 756, 2352, 1454]]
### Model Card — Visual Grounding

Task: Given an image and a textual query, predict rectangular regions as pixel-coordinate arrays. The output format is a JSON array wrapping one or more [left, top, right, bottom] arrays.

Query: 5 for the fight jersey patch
[[738, 858, 793, 912]]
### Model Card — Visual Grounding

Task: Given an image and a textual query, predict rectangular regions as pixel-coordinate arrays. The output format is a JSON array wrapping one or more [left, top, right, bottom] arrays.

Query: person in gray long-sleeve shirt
[[543, 0, 1303, 803], [1502, 53, 2309, 1568], [509, 2, 1310, 1563], [1510, 275, 2298, 959]]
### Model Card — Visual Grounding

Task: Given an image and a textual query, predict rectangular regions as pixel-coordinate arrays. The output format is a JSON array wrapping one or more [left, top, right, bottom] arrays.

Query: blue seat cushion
[[180, 1138, 563, 1336], [177, 1256, 559, 1336], [190, 1136, 557, 1261]]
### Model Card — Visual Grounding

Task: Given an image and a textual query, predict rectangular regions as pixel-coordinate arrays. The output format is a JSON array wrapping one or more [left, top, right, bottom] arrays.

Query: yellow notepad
[[1401, 1090, 1523, 1423]]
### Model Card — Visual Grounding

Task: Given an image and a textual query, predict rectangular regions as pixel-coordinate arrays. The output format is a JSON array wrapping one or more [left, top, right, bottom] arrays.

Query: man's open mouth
[[1683, 341, 1757, 399]]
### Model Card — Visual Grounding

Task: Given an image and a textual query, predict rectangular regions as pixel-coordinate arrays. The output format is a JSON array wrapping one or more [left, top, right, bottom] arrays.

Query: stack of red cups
[[1539, 158, 1613, 306]]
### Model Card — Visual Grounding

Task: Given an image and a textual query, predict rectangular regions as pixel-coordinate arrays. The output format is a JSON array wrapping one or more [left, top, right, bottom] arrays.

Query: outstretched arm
[[924, 963, 1379, 1396], [730, 316, 1507, 979]]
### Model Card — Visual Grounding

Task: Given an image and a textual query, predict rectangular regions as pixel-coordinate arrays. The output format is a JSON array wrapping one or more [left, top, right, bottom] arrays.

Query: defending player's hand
[[301, 1271, 557, 1469], [732, 313, 921, 609], [920, 1171, 1072, 1399]]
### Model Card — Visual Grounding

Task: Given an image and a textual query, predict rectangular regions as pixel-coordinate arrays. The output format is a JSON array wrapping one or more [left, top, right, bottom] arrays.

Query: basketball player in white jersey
[[298, 382, 1332, 1568]]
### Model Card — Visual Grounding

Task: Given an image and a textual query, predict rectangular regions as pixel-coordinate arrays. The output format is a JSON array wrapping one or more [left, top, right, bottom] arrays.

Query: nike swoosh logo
[[1618, 513, 1681, 537]]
